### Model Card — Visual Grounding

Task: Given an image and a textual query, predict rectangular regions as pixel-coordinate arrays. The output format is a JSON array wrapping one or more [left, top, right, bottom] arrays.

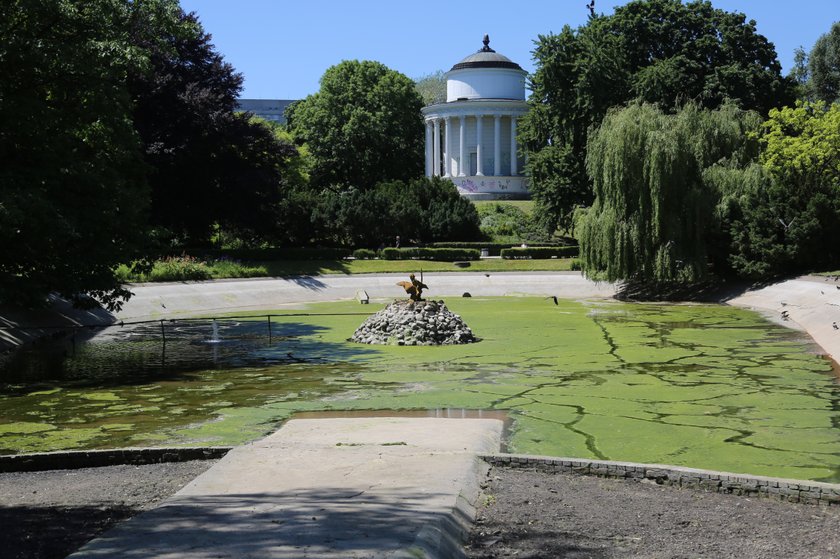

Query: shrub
[[500, 246, 579, 259], [380, 247, 480, 261], [149, 255, 212, 281], [352, 248, 378, 260]]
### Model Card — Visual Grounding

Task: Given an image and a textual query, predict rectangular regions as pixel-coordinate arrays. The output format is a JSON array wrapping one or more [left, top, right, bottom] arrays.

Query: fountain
[[351, 274, 478, 345]]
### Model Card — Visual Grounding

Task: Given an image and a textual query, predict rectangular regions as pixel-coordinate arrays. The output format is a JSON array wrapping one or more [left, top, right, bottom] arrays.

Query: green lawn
[[472, 199, 535, 215], [257, 257, 576, 276]]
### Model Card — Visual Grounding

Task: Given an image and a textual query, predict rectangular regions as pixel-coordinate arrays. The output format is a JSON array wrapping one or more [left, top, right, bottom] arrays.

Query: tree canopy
[[287, 60, 424, 191], [807, 22, 840, 104], [0, 0, 301, 308], [127, 2, 298, 246], [579, 103, 762, 283], [521, 0, 795, 233], [720, 102, 840, 277], [0, 0, 149, 309]]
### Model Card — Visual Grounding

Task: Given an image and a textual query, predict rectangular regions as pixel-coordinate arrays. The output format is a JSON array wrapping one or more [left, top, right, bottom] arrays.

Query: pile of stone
[[350, 300, 477, 346]]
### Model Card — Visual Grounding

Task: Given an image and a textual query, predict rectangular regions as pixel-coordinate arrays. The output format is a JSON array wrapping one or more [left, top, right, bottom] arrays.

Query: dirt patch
[[0, 460, 216, 559], [467, 466, 840, 559]]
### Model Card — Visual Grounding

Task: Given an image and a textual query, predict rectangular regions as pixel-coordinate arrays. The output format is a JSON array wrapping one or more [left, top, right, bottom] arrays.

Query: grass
[[117, 257, 578, 282], [473, 199, 535, 215]]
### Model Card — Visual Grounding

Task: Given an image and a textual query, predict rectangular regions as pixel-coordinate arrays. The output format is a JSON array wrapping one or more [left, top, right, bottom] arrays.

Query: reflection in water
[[1, 299, 839, 482]]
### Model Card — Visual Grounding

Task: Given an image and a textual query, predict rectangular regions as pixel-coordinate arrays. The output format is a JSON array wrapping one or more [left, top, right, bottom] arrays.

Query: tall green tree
[[579, 103, 762, 283], [0, 0, 148, 309], [414, 70, 446, 106], [807, 22, 840, 104], [720, 102, 840, 277], [522, 0, 795, 233], [287, 60, 424, 191], [127, 2, 297, 246]]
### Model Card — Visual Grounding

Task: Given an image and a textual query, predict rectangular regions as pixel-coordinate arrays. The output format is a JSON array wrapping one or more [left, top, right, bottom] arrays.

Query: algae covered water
[[1, 297, 839, 482]]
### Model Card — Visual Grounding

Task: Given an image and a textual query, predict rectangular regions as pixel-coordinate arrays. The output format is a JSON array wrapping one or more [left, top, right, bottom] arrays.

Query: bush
[[312, 177, 482, 247], [500, 246, 579, 259], [380, 247, 480, 261], [149, 255, 212, 281], [477, 202, 554, 242], [352, 248, 378, 260]]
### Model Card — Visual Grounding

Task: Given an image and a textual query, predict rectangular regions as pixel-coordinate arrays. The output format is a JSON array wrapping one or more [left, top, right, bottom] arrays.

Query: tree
[[287, 60, 424, 191], [721, 102, 840, 277], [415, 70, 446, 106], [0, 0, 149, 309], [808, 22, 840, 104], [127, 2, 297, 246], [522, 0, 795, 232], [579, 103, 762, 283], [311, 177, 481, 247]]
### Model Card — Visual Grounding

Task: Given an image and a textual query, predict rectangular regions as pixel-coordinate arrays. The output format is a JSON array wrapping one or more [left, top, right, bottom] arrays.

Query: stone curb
[[481, 453, 840, 506], [0, 447, 232, 473]]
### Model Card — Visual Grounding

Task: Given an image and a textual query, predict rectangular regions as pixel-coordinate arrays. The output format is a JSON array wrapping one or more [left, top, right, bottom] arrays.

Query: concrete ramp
[[70, 417, 503, 558]]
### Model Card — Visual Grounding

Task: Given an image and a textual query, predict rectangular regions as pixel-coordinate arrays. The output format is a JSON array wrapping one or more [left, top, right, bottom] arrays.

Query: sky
[[179, 0, 839, 100]]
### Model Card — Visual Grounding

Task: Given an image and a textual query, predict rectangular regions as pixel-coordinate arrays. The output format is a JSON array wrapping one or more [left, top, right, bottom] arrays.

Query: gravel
[[0, 460, 216, 559], [467, 467, 840, 559]]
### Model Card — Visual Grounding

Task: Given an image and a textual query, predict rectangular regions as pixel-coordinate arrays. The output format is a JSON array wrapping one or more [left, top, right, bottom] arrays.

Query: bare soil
[[4, 461, 840, 558], [0, 461, 216, 559], [467, 467, 840, 559]]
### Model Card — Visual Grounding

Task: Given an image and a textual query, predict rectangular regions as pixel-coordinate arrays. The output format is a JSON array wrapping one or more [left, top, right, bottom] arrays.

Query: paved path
[[727, 276, 840, 364], [70, 417, 503, 558], [113, 272, 617, 321]]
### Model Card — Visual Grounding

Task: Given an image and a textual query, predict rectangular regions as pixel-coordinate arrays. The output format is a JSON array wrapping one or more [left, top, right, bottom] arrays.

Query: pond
[[2, 297, 839, 482]]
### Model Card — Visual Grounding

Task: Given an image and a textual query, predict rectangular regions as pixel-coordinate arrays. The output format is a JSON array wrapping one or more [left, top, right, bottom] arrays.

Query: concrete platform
[[69, 417, 503, 558]]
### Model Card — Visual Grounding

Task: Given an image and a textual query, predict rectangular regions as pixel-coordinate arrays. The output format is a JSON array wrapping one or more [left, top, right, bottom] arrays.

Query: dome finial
[[481, 34, 495, 53]]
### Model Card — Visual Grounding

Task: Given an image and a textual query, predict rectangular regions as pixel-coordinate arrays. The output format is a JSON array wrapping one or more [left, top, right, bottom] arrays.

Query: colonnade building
[[421, 36, 529, 199]]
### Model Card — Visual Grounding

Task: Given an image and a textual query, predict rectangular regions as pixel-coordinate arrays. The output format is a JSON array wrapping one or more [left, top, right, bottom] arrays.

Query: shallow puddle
[[1, 297, 839, 482]]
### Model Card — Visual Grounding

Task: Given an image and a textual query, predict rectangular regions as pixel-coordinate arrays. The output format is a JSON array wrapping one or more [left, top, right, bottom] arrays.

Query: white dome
[[444, 36, 527, 102]]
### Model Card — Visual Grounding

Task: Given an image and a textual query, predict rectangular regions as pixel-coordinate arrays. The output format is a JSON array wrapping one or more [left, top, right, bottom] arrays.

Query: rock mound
[[351, 300, 478, 346]]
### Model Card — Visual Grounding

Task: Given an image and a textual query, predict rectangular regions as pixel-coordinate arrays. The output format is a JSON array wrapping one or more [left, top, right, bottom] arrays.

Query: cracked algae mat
[[2, 297, 839, 482]]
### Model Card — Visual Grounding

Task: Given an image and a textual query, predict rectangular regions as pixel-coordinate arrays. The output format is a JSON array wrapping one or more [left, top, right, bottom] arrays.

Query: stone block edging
[[0, 447, 232, 473], [481, 453, 840, 506]]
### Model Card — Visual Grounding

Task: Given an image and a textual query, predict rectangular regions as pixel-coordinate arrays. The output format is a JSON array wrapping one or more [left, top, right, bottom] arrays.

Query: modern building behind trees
[[236, 99, 296, 124]]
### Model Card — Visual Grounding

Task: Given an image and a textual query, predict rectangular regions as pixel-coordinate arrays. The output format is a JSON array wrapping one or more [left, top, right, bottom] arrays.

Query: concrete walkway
[[70, 417, 503, 558], [727, 276, 840, 364], [113, 272, 617, 321]]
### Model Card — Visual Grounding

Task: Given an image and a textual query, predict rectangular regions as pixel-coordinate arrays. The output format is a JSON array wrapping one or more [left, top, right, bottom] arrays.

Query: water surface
[[2, 297, 838, 482]]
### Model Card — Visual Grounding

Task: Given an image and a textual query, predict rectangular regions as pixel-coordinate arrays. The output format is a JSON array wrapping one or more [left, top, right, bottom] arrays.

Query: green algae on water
[[1, 297, 838, 482]]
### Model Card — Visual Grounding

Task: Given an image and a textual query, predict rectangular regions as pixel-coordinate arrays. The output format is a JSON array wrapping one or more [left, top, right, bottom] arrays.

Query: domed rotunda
[[421, 36, 529, 199]]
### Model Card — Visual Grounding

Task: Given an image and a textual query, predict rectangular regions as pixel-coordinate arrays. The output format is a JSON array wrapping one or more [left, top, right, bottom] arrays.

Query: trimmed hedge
[[430, 241, 573, 256], [380, 247, 480, 261], [500, 246, 580, 259], [352, 248, 378, 260]]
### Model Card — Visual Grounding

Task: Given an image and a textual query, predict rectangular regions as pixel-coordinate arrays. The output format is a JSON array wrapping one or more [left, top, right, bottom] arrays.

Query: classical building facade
[[421, 36, 529, 199]]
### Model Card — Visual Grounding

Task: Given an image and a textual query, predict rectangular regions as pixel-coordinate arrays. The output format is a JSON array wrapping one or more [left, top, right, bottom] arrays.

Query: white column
[[425, 120, 433, 177], [494, 115, 501, 177], [433, 118, 441, 177], [443, 116, 451, 177], [510, 116, 518, 176], [458, 116, 466, 176], [476, 115, 484, 176]]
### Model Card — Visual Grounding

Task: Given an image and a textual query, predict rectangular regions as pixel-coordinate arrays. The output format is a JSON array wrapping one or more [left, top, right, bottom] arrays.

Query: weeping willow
[[579, 103, 762, 283]]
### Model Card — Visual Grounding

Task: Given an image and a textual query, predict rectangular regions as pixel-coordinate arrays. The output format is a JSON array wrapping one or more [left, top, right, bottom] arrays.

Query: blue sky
[[179, 1, 838, 100]]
